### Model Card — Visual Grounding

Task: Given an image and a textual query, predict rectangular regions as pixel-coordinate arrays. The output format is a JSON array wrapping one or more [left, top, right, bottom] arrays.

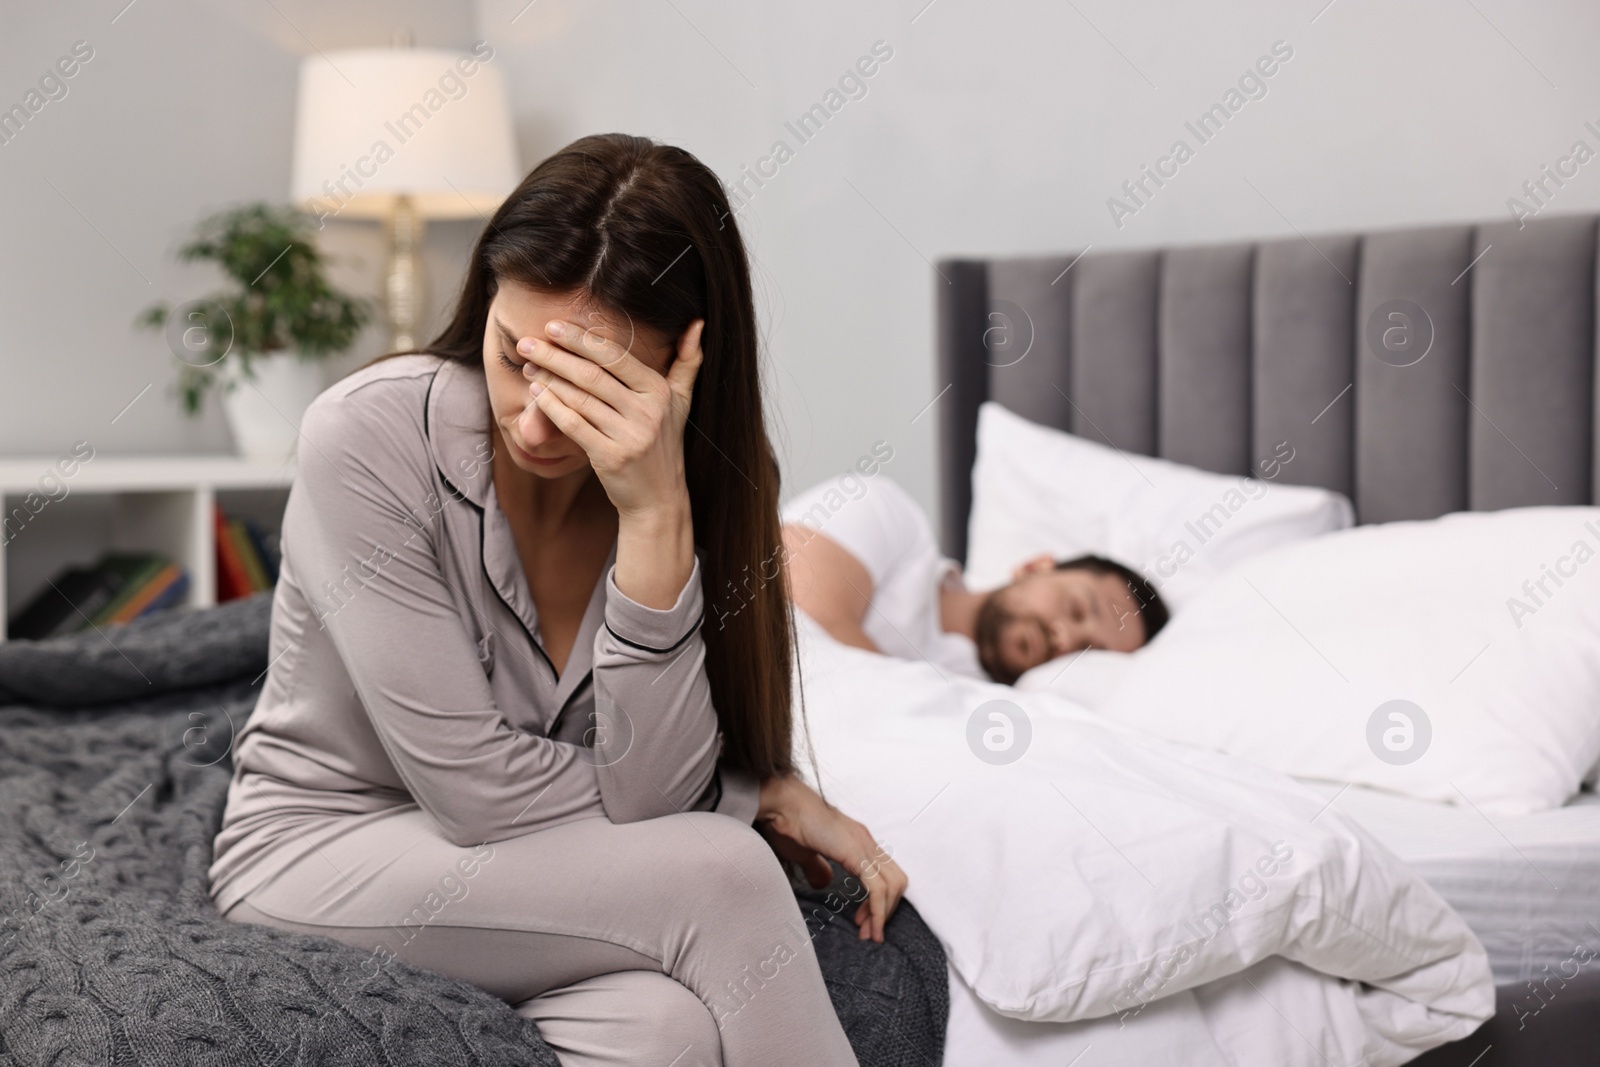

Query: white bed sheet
[[940, 777, 1600, 1066], [1296, 779, 1600, 985], [939, 773, 1600, 1065], [944, 956, 1206, 1067], [788, 614, 1493, 1065], [942, 951, 1427, 1067]]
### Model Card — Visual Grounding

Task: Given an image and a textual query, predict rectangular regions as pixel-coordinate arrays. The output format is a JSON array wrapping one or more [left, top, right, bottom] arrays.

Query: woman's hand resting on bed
[[755, 774, 908, 942]]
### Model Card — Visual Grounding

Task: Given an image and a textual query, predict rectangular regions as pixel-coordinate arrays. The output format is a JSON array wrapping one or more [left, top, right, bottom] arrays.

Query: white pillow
[[965, 403, 1353, 607], [1014, 648, 1136, 706], [1098, 507, 1600, 815]]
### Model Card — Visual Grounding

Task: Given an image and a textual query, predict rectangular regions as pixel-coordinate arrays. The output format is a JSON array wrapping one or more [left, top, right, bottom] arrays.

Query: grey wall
[[7, 0, 1600, 522]]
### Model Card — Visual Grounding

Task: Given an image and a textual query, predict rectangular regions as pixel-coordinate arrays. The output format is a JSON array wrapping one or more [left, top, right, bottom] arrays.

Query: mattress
[[1296, 778, 1600, 985]]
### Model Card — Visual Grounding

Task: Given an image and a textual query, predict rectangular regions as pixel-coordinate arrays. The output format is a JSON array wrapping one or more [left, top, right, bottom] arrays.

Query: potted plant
[[137, 203, 370, 461]]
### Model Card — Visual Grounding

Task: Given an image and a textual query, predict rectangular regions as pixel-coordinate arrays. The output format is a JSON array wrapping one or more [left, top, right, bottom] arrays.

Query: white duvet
[[790, 615, 1494, 1066]]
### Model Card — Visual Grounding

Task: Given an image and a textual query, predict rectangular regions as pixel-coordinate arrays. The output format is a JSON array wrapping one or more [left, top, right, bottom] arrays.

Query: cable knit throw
[[0, 594, 947, 1066]]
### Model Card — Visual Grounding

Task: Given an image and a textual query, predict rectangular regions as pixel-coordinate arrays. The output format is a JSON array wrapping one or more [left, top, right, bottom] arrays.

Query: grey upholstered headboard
[[934, 214, 1600, 563]]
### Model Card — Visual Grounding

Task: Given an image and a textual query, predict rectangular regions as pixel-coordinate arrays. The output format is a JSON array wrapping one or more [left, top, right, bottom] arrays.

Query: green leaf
[[151, 201, 372, 416]]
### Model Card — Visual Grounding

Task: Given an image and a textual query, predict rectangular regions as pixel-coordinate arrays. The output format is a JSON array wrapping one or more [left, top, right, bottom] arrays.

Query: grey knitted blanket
[[0, 594, 947, 1066]]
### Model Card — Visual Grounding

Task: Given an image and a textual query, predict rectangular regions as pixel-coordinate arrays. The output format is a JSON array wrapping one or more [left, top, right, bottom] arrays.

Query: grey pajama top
[[207, 354, 760, 917]]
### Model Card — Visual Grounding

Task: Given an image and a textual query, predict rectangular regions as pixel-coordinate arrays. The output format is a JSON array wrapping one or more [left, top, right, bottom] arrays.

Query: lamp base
[[385, 194, 425, 353]]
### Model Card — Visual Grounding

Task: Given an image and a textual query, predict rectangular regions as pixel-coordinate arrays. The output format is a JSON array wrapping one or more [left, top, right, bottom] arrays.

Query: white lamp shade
[[290, 47, 520, 221]]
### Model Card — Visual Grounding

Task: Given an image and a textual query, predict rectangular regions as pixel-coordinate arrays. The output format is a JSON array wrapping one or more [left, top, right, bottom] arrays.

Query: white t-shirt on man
[[782, 474, 986, 680]]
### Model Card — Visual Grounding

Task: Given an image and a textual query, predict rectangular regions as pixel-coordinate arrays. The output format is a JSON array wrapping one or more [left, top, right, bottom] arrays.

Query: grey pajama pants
[[221, 806, 859, 1067]]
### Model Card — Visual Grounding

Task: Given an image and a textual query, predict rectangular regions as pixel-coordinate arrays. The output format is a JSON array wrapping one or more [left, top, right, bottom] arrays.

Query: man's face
[[976, 565, 1148, 682]]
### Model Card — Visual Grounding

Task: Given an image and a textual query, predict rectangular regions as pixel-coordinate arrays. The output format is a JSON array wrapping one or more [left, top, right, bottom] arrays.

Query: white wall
[[6, 0, 1600, 523], [0, 0, 479, 457]]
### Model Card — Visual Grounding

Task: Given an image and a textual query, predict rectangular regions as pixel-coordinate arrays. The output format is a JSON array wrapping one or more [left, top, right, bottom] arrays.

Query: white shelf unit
[[0, 456, 296, 642]]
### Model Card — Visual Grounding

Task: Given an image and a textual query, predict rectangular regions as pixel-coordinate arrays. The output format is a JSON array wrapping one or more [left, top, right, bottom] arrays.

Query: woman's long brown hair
[[367, 133, 796, 782]]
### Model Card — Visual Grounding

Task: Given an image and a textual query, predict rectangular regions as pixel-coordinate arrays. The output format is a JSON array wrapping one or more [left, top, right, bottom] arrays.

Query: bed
[[931, 212, 1600, 1064], [0, 593, 948, 1066]]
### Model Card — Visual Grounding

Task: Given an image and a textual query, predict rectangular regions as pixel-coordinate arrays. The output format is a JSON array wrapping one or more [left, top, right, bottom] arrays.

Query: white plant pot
[[219, 352, 326, 462]]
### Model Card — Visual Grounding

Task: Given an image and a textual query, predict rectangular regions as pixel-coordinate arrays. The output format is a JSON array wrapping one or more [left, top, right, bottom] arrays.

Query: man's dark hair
[[1055, 555, 1171, 642]]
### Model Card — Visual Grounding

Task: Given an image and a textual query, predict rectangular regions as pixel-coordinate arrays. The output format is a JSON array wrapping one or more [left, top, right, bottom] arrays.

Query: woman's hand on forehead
[[518, 314, 706, 517], [538, 307, 676, 375]]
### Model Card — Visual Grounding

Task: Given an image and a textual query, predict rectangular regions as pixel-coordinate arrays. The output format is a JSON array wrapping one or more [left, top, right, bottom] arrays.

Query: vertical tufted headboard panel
[[934, 214, 1599, 563]]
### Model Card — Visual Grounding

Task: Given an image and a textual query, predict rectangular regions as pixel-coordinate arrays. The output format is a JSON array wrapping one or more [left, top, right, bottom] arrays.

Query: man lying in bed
[[779, 473, 1170, 684]]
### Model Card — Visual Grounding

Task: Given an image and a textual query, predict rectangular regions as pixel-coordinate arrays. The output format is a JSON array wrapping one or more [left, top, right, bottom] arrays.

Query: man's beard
[[972, 590, 1021, 684]]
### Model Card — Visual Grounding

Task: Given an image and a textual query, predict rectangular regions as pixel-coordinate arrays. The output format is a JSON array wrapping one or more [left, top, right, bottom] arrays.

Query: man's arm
[[781, 524, 882, 653]]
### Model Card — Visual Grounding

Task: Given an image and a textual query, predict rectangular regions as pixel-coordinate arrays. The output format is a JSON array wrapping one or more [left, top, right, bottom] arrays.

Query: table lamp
[[289, 46, 520, 351]]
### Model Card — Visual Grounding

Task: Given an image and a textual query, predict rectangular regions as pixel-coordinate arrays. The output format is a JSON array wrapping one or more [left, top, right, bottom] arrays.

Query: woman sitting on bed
[[207, 133, 904, 1067], [782, 475, 1170, 683]]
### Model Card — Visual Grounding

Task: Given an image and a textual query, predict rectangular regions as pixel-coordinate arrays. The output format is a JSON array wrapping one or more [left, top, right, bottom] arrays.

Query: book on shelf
[[104, 562, 188, 625], [214, 504, 250, 600], [5, 551, 189, 640], [241, 517, 280, 584], [214, 502, 280, 601], [86, 555, 170, 628], [228, 519, 269, 592], [6, 565, 117, 640]]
